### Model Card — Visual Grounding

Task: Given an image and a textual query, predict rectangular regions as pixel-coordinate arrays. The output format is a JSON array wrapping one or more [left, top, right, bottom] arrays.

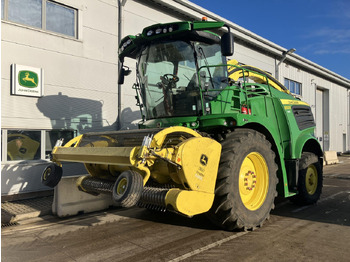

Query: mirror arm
[[223, 24, 231, 34]]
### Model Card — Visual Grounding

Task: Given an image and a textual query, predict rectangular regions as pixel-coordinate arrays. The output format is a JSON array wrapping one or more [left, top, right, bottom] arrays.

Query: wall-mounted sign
[[11, 64, 44, 97]]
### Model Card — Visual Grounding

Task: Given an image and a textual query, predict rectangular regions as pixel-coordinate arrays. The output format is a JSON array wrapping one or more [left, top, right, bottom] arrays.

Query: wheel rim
[[305, 164, 318, 195], [43, 168, 51, 181], [239, 152, 269, 211], [116, 178, 128, 195]]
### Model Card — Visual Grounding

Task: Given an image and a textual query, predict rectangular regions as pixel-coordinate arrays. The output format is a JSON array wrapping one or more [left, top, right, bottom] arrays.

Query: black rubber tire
[[41, 163, 63, 188], [207, 129, 278, 231], [112, 170, 143, 208], [291, 152, 323, 205]]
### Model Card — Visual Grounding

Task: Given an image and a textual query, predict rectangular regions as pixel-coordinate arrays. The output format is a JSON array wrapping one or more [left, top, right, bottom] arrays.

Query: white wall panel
[[234, 43, 275, 74], [82, 0, 118, 34], [280, 61, 349, 152]]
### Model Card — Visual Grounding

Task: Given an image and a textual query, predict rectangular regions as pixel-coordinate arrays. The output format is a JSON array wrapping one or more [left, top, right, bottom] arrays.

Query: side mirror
[[118, 66, 132, 85], [221, 32, 234, 57]]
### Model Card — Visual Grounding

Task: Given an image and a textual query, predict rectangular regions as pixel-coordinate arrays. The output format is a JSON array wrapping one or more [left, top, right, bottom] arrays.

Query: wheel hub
[[239, 152, 269, 211], [43, 168, 51, 180], [243, 171, 257, 191], [117, 178, 128, 195], [305, 164, 318, 195]]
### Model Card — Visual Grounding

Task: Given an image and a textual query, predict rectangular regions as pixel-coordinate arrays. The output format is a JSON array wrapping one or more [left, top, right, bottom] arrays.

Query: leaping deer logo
[[22, 72, 37, 86]]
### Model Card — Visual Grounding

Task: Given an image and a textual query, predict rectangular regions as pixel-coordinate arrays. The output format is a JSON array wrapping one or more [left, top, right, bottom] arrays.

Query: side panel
[[239, 95, 292, 198]]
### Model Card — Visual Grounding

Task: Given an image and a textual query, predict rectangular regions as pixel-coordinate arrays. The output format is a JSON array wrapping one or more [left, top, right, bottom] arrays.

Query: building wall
[[1, 0, 349, 197], [279, 62, 349, 152], [1, 0, 120, 196], [2, 0, 119, 131]]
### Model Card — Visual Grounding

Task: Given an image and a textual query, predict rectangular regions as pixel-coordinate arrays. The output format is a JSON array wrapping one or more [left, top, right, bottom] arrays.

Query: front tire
[[208, 129, 278, 231], [112, 170, 143, 208], [291, 152, 322, 205]]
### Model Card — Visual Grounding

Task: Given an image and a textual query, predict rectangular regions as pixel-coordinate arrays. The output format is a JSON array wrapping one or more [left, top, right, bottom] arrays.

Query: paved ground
[[323, 154, 350, 179], [1, 196, 52, 225], [2, 155, 350, 261]]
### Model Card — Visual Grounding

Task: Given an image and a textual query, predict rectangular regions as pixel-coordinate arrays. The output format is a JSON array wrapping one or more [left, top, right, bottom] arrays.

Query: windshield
[[137, 40, 226, 119]]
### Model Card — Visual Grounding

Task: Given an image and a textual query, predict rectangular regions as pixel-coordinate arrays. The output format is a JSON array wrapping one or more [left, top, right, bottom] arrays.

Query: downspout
[[117, 0, 127, 130], [348, 90, 350, 152], [311, 79, 318, 140]]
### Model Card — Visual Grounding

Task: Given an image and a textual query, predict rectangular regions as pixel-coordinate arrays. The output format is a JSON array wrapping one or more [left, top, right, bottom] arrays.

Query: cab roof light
[[119, 37, 134, 54], [144, 24, 179, 37]]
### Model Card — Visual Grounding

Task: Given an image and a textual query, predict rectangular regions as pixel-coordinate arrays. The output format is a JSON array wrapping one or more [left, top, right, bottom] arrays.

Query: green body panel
[[119, 21, 225, 61], [192, 21, 225, 30], [120, 20, 322, 198], [294, 132, 320, 159]]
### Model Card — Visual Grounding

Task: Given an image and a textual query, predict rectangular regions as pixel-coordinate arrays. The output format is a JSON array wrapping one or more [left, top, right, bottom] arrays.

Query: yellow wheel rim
[[239, 152, 269, 211], [43, 168, 51, 181], [117, 178, 128, 195], [305, 164, 318, 195]]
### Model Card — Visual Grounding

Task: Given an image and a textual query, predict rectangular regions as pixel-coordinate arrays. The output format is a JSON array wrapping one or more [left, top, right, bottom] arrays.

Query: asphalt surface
[[2, 156, 350, 262]]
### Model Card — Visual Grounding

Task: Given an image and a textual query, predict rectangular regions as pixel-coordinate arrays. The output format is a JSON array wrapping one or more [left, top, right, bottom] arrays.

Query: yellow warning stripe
[[280, 99, 309, 106]]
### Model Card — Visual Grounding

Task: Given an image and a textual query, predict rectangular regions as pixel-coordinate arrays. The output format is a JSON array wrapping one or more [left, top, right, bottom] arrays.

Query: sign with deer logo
[[11, 64, 44, 97]]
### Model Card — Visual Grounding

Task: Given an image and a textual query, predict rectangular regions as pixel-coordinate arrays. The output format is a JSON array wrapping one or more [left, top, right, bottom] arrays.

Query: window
[[1, 0, 77, 38], [7, 130, 41, 161], [1, 0, 5, 19], [46, 1, 75, 37], [8, 0, 42, 28], [284, 78, 302, 96], [2, 129, 75, 162]]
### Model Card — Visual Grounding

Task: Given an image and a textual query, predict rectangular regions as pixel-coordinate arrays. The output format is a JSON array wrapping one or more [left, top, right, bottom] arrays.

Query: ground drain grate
[[2, 222, 19, 228]]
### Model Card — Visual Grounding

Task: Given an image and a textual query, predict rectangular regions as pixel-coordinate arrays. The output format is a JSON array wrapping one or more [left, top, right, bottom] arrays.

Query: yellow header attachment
[[51, 126, 222, 216]]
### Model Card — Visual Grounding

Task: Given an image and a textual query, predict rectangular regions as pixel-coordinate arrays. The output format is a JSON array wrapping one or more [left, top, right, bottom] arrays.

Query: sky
[[190, 0, 350, 80]]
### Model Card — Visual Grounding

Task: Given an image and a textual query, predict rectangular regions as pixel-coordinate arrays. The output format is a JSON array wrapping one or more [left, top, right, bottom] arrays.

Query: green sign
[[18, 70, 38, 88]]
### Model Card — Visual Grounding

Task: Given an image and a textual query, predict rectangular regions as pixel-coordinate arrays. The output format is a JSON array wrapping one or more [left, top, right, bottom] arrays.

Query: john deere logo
[[200, 154, 208, 166], [18, 70, 38, 88]]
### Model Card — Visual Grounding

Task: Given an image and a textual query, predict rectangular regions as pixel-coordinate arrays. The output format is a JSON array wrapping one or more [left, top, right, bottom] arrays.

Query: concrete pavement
[[1, 155, 349, 227]]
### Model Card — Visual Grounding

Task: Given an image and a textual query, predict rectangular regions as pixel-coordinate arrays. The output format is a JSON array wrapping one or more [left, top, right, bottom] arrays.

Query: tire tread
[[208, 128, 278, 231]]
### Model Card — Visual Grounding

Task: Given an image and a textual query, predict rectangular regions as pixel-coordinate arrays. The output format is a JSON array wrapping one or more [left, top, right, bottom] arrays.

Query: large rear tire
[[291, 152, 322, 205], [208, 129, 278, 231]]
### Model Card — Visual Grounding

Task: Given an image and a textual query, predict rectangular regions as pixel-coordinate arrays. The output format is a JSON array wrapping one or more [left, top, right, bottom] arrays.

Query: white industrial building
[[1, 0, 350, 199]]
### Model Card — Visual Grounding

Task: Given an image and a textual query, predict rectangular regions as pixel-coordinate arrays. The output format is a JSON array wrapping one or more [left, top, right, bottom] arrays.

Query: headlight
[[119, 37, 134, 54]]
